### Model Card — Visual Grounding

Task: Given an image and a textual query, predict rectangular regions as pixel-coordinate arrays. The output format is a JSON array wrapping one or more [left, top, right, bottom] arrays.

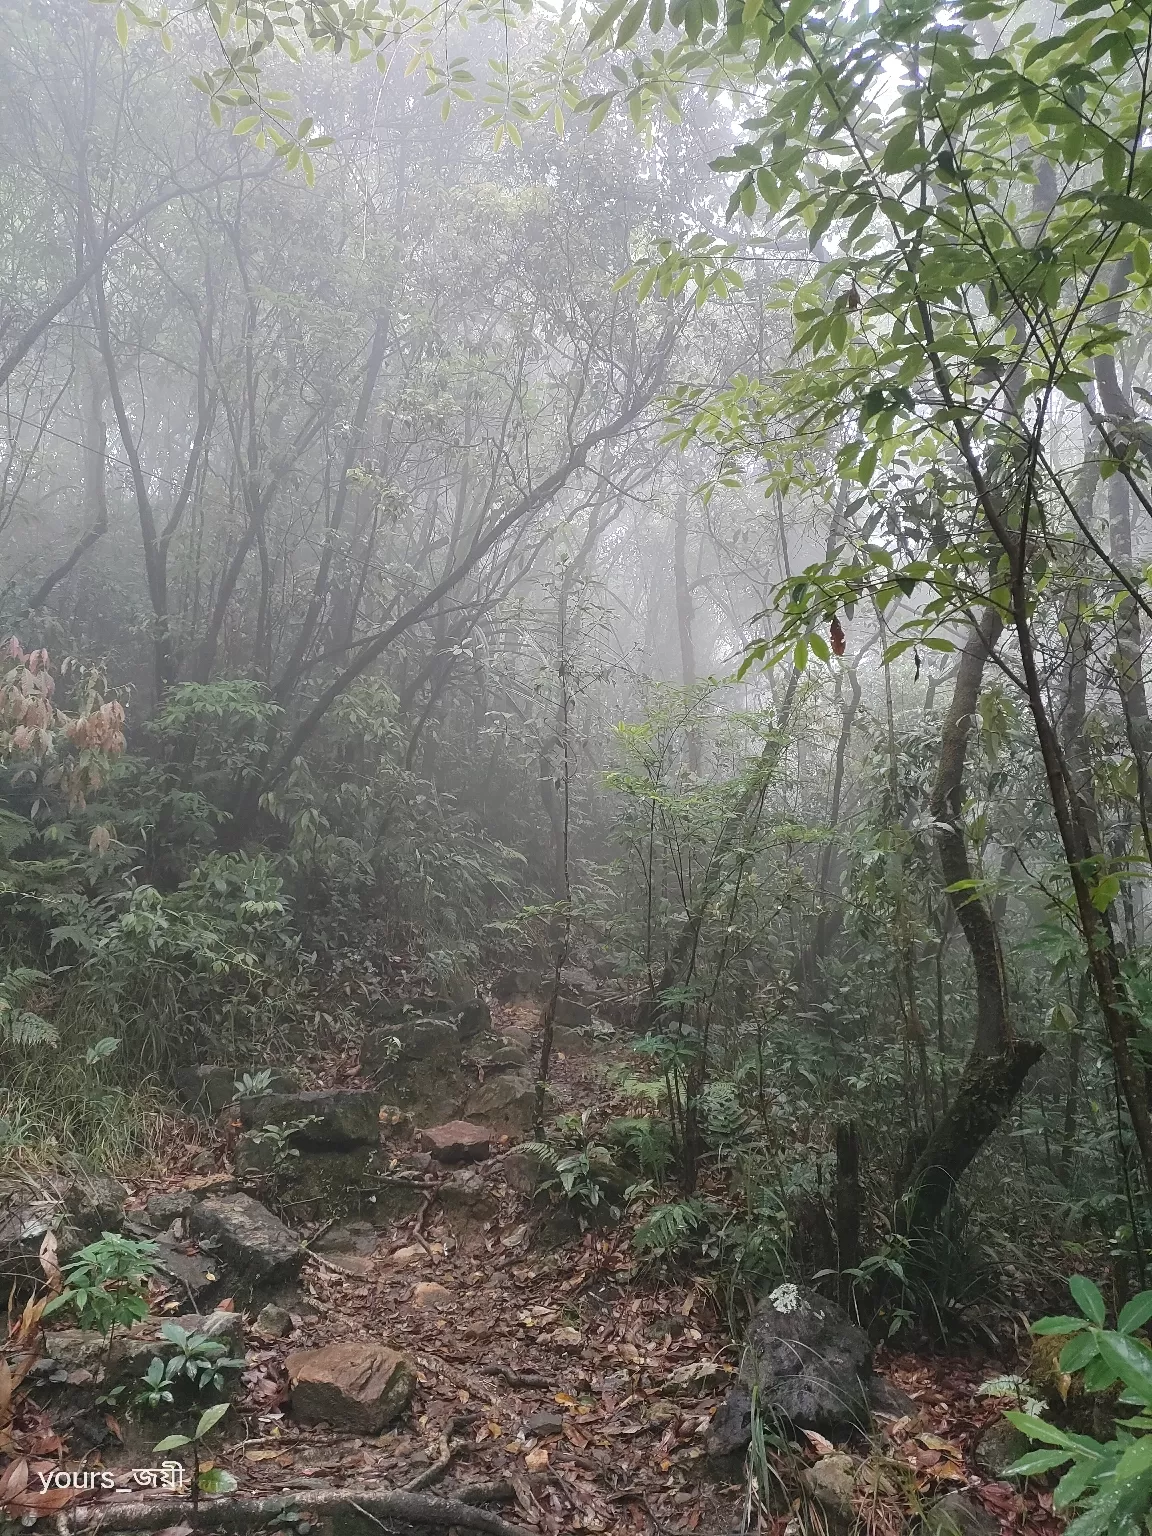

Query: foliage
[[1008, 1278, 1152, 1534], [130, 1325, 244, 1414], [42, 1234, 158, 1336]]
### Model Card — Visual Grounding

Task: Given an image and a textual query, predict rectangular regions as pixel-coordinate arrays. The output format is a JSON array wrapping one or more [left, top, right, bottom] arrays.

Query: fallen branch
[[64, 1486, 535, 1536]]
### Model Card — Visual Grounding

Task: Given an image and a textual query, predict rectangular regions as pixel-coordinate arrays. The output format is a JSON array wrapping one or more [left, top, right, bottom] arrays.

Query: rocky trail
[[0, 980, 1064, 1536]]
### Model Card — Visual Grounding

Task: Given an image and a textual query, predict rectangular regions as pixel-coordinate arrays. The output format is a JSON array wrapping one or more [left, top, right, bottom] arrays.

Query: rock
[[412, 1281, 452, 1310], [559, 965, 599, 997], [62, 1176, 127, 1241], [867, 1375, 919, 1420], [500, 1027, 533, 1052], [974, 1417, 1031, 1479], [552, 998, 592, 1031], [551, 1024, 593, 1057], [523, 1410, 565, 1436], [802, 1454, 857, 1528], [287, 1343, 415, 1432], [552, 1326, 582, 1349], [401, 1152, 434, 1175], [420, 1121, 492, 1163], [152, 1237, 220, 1303], [176, 1065, 297, 1117], [227, 1089, 382, 1148], [457, 999, 491, 1039], [41, 1310, 242, 1389], [319, 1253, 374, 1278], [706, 1385, 754, 1460], [499, 1147, 549, 1195], [362, 1016, 460, 1075], [739, 1284, 872, 1438], [147, 1190, 199, 1229], [390, 1244, 425, 1266], [468, 1043, 530, 1073], [364, 1182, 428, 1226], [493, 969, 545, 1000], [646, 1400, 680, 1427], [922, 1492, 999, 1536], [464, 1073, 538, 1135], [314, 1220, 378, 1257], [255, 1304, 293, 1338], [189, 1194, 304, 1288]]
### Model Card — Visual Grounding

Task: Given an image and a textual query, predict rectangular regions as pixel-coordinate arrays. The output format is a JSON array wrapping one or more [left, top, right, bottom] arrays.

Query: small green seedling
[[43, 1232, 158, 1337], [155, 1402, 237, 1506]]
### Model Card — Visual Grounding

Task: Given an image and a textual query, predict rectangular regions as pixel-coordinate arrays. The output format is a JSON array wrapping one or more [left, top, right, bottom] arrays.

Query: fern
[[0, 968, 57, 1048], [634, 1198, 712, 1258]]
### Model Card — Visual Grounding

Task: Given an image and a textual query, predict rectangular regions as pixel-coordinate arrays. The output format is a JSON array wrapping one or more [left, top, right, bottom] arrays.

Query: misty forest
[[9, 0, 1152, 1531]]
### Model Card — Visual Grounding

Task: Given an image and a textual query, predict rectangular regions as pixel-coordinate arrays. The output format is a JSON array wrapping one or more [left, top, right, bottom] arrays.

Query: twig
[[65, 1486, 535, 1536], [479, 1365, 549, 1388], [403, 1433, 453, 1492], [411, 1193, 433, 1239]]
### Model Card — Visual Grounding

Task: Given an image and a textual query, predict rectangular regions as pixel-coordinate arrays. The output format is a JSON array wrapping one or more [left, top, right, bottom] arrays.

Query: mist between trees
[[5, 0, 1152, 1358]]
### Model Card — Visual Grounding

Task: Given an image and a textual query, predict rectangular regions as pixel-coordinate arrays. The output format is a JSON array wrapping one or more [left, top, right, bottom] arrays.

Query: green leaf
[[195, 1402, 230, 1439], [615, 0, 650, 47], [1032, 1316, 1088, 1335], [1005, 1448, 1075, 1476], [153, 1434, 191, 1452], [1117, 1293, 1152, 1335], [1059, 1331, 1100, 1373], [1113, 1432, 1152, 1484], [1100, 193, 1152, 231], [197, 1467, 238, 1495], [115, 6, 129, 45], [1004, 1411, 1097, 1454], [233, 115, 260, 134], [1070, 1276, 1107, 1325], [1096, 1332, 1152, 1406]]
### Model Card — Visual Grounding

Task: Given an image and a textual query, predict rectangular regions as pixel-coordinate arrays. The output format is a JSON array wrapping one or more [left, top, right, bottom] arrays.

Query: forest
[[4, 0, 1152, 1530]]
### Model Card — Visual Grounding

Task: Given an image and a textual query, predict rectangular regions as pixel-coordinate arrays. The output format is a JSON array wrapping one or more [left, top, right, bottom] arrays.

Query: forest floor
[[4, 998, 1065, 1536]]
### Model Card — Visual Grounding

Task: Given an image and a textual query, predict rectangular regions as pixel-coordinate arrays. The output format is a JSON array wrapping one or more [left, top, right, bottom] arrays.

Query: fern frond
[[2, 1009, 59, 1047]]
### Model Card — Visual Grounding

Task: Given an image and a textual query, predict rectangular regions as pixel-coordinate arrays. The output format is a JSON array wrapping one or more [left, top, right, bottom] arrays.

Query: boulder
[[287, 1342, 415, 1432], [705, 1385, 754, 1462], [739, 1283, 872, 1438], [189, 1193, 304, 1288], [457, 999, 491, 1039], [922, 1492, 999, 1536], [152, 1236, 220, 1303], [176, 1065, 297, 1117], [420, 1121, 492, 1163], [411, 1281, 452, 1310], [467, 1042, 530, 1073], [493, 969, 545, 1000], [551, 1024, 593, 1057], [62, 1176, 127, 1242], [802, 1453, 857, 1530], [500, 1027, 533, 1052], [226, 1089, 381, 1148], [464, 1073, 538, 1135], [361, 1018, 468, 1120], [974, 1417, 1031, 1479], [255, 1303, 293, 1339], [559, 964, 599, 996], [499, 1147, 549, 1195], [552, 998, 593, 1031], [39, 1310, 242, 1389]]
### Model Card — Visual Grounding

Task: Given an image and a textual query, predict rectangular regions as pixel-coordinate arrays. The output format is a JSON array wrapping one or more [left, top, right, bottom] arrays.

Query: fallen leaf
[[801, 1429, 836, 1456], [245, 1448, 283, 1461], [525, 1447, 550, 1472]]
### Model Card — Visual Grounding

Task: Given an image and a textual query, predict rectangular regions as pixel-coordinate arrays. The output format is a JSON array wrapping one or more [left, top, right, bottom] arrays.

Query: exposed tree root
[[63, 1485, 533, 1536]]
